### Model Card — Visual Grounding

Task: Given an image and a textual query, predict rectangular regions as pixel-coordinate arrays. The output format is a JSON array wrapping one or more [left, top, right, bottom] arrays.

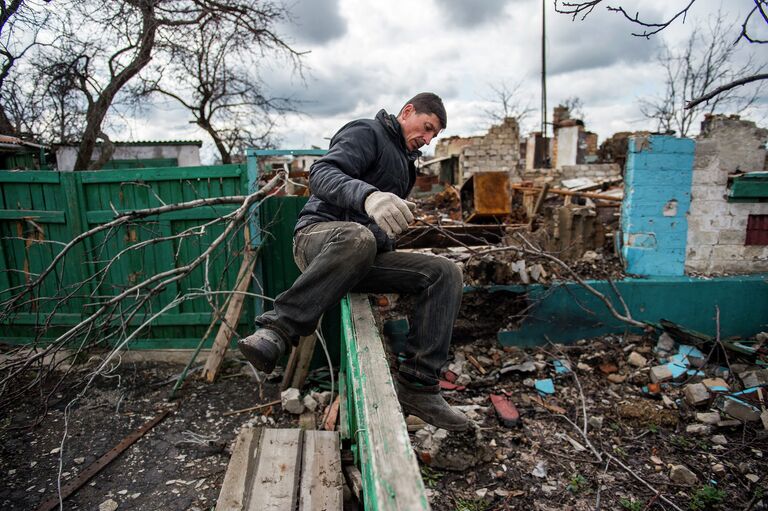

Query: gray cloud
[[547, 5, 663, 75], [265, 64, 410, 118], [435, 0, 510, 28], [282, 0, 347, 44]]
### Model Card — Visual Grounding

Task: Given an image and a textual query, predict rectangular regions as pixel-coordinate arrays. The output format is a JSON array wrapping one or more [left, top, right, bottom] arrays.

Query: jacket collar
[[376, 109, 422, 161]]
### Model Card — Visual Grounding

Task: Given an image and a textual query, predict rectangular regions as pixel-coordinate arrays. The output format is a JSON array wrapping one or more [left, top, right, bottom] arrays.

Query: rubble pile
[[382, 323, 768, 510]]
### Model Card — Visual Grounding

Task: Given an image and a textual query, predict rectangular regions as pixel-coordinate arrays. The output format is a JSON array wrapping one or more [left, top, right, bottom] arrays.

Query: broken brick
[[599, 362, 618, 375], [650, 365, 673, 383], [702, 378, 730, 393], [490, 394, 520, 427], [683, 383, 711, 407], [439, 380, 465, 391]]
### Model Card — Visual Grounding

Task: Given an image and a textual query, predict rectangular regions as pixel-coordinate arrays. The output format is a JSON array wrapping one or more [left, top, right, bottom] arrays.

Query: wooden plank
[[78, 165, 243, 183], [246, 429, 303, 511], [203, 248, 257, 382], [85, 205, 239, 223], [343, 465, 364, 503], [281, 334, 317, 390], [338, 370, 349, 440], [0, 171, 60, 183], [343, 294, 429, 511], [215, 427, 262, 511], [0, 210, 66, 223], [299, 431, 343, 511]]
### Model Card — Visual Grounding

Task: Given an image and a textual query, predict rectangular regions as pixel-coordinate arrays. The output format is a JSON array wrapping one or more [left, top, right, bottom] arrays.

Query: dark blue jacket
[[295, 109, 420, 251]]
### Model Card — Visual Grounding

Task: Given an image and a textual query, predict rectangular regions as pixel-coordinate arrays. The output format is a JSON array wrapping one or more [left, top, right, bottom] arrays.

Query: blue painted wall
[[621, 136, 695, 276], [494, 275, 768, 346]]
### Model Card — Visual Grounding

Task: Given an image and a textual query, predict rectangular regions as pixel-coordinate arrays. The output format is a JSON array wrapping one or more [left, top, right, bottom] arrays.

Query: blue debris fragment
[[535, 378, 555, 395], [553, 360, 571, 375]]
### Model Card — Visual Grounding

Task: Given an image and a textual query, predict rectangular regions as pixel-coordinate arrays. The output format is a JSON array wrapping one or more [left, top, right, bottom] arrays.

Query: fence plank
[[78, 165, 243, 183], [0, 171, 60, 183]]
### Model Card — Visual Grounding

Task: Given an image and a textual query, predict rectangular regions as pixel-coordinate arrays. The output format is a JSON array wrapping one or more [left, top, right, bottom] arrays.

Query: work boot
[[238, 328, 287, 374], [395, 376, 470, 432]]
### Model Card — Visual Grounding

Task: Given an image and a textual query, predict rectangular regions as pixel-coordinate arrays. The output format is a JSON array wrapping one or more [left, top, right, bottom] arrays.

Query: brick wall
[[685, 117, 768, 274], [458, 117, 520, 181], [560, 163, 621, 182], [620, 136, 695, 276]]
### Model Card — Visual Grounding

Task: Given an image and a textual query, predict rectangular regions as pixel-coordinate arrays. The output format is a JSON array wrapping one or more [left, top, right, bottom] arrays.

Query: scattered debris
[[669, 465, 698, 485]]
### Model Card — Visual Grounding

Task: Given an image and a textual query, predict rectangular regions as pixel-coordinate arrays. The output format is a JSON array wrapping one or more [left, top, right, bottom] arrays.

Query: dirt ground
[[0, 358, 292, 510], [409, 334, 768, 511], [2, 326, 767, 511]]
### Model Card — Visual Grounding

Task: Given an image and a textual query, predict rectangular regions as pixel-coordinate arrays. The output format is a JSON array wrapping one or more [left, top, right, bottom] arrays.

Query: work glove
[[364, 191, 415, 238]]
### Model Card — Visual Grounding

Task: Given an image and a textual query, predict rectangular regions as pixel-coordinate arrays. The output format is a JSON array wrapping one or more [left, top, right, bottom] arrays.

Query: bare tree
[[554, 0, 768, 106], [26, 1, 300, 170], [0, 0, 52, 136], [482, 79, 535, 127], [560, 96, 586, 123], [136, 22, 299, 163], [639, 15, 765, 137]]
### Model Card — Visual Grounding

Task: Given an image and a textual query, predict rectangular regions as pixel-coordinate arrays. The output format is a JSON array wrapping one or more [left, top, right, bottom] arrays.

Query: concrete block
[[686, 424, 712, 435], [702, 378, 730, 393], [687, 232, 719, 247], [650, 365, 673, 383], [684, 383, 711, 407], [715, 387, 766, 422], [281, 388, 304, 414], [739, 369, 768, 388], [696, 412, 721, 424], [711, 245, 745, 261]]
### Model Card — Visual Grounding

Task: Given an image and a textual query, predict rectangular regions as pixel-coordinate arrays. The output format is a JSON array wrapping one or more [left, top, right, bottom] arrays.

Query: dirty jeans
[[255, 221, 463, 385]]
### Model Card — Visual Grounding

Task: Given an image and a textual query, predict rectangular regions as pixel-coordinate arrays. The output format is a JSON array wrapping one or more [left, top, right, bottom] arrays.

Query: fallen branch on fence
[[0, 172, 286, 414]]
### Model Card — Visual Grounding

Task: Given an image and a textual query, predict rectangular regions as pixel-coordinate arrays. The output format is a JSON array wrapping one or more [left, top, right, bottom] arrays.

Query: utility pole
[[540, 0, 547, 140]]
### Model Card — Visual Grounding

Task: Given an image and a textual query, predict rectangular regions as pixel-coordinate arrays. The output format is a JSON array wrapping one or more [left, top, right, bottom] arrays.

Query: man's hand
[[364, 191, 415, 237]]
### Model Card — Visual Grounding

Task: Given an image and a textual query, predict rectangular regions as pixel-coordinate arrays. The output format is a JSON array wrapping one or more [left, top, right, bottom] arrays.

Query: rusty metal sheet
[[746, 214, 768, 245], [460, 172, 511, 222]]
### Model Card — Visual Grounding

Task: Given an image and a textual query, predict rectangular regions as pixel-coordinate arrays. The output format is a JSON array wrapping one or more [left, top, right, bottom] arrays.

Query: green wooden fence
[[0, 165, 257, 348]]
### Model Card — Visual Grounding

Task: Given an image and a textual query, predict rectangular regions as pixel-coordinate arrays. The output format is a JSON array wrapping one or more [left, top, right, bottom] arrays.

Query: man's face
[[398, 104, 443, 152]]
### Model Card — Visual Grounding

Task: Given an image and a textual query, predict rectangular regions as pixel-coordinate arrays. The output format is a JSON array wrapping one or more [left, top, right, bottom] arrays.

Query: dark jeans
[[256, 221, 463, 385]]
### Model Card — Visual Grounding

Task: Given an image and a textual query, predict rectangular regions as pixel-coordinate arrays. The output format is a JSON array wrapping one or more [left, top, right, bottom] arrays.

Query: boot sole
[[238, 340, 276, 374], [401, 403, 470, 432]]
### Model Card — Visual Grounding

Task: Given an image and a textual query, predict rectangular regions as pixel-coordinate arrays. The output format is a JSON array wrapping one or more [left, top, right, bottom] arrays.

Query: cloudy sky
[[123, 0, 767, 161]]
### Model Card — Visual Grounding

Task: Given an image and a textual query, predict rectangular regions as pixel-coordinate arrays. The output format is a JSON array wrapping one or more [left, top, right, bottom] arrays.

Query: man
[[239, 92, 468, 431]]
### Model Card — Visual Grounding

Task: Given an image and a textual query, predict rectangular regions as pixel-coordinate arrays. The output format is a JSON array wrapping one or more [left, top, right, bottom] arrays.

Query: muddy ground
[[0, 358, 292, 510], [2, 325, 767, 511]]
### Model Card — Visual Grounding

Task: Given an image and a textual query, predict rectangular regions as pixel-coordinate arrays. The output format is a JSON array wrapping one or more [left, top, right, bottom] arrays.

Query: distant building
[[55, 140, 202, 171], [0, 134, 51, 170]]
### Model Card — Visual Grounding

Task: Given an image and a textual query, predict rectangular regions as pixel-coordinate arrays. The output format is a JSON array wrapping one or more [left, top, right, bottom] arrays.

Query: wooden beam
[[281, 334, 317, 391], [511, 184, 623, 202], [215, 427, 262, 511], [246, 429, 303, 511], [299, 431, 343, 511], [342, 294, 429, 511], [203, 249, 257, 382]]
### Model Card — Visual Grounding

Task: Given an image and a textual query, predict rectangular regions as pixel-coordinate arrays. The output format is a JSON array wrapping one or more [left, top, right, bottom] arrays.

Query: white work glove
[[364, 191, 415, 238]]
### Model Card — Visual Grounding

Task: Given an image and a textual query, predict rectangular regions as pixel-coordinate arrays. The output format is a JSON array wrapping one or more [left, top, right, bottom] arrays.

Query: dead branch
[[470, 232, 647, 328], [686, 73, 768, 109]]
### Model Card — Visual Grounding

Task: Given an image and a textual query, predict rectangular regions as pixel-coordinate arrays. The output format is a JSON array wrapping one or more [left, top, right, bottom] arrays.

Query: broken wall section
[[686, 116, 768, 274], [435, 117, 520, 183], [620, 136, 695, 276]]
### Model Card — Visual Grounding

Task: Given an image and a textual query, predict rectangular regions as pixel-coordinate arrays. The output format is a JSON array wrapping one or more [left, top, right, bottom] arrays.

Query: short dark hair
[[400, 92, 447, 130]]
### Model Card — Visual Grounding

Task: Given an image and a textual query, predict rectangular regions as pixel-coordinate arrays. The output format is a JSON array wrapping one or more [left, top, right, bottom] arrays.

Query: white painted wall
[[55, 143, 201, 171]]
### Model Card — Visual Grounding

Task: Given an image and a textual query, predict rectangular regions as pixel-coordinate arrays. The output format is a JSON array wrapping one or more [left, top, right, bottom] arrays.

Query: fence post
[[246, 149, 264, 318]]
